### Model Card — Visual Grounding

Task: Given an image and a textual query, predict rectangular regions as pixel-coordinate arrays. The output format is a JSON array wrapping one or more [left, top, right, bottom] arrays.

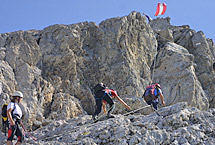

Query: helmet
[[100, 82, 106, 88], [93, 83, 106, 94], [155, 83, 161, 88], [12, 91, 23, 98]]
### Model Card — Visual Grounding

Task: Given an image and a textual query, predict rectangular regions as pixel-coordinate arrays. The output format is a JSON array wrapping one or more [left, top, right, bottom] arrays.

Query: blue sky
[[0, 0, 214, 41]]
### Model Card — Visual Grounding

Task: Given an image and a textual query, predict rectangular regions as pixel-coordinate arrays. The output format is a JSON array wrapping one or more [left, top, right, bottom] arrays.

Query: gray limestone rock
[[154, 42, 209, 110]]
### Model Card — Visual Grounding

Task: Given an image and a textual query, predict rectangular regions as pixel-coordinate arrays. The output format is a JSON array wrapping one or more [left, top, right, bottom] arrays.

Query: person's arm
[[7, 108, 15, 126], [102, 102, 107, 114], [142, 13, 152, 22], [159, 92, 165, 106], [115, 96, 131, 110]]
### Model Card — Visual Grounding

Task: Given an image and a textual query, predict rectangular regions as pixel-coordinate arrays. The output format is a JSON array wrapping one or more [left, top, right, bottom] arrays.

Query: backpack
[[93, 83, 106, 94], [1, 103, 16, 135], [143, 84, 159, 102], [2, 104, 9, 135]]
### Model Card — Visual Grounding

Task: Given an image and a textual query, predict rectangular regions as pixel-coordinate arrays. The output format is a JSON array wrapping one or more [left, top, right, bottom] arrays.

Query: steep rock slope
[[150, 17, 215, 108]]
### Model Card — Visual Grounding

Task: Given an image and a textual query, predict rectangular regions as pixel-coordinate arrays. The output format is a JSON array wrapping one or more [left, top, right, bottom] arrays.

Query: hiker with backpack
[[6, 91, 24, 145], [143, 83, 165, 110], [92, 83, 131, 121]]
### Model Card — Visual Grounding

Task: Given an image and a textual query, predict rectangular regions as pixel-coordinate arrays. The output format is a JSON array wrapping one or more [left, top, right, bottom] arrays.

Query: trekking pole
[[20, 121, 37, 141]]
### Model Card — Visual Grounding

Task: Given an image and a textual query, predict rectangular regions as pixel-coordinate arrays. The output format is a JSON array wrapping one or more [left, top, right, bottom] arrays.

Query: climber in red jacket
[[92, 83, 131, 121]]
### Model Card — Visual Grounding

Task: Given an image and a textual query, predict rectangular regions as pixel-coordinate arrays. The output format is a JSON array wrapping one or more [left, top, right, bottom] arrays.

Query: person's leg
[[102, 102, 107, 114], [7, 125, 17, 145], [15, 141, 22, 145], [7, 141, 12, 145], [152, 100, 159, 110], [103, 94, 115, 117], [93, 99, 102, 119], [15, 123, 24, 145], [146, 100, 152, 106]]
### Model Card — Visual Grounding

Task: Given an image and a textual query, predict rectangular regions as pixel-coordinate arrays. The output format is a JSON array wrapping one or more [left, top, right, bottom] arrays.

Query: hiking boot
[[92, 115, 97, 121], [92, 116, 98, 123], [107, 114, 115, 118]]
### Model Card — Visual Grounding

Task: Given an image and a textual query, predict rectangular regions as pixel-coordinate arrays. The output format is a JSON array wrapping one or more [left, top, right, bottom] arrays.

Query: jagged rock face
[[149, 18, 215, 108], [0, 30, 85, 128], [174, 29, 215, 100], [154, 42, 209, 110], [0, 12, 157, 129], [37, 11, 157, 114], [0, 61, 16, 94]]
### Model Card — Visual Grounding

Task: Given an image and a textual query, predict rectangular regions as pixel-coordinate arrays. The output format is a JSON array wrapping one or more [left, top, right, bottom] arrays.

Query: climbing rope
[[151, 51, 157, 83], [40, 102, 163, 141], [151, 32, 173, 83], [150, 104, 160, 116], [20, 121, 37, 141], [123, 105, 151, 116]]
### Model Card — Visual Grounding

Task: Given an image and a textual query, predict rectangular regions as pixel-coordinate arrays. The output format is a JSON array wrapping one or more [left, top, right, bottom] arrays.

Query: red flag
[[155, 3, 167, 16]]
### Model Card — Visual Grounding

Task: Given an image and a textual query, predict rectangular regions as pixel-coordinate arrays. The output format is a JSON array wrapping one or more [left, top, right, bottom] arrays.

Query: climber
[[7, 91, 24, 145], [143, 83, 165, 110], [102, 88, 132, 114], [92, 83, 131, 121], [143, 13, 152, 22]]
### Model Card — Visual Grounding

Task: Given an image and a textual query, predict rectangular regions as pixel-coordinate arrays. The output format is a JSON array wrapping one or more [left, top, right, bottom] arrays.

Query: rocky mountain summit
[[0, 11, 215, 144]]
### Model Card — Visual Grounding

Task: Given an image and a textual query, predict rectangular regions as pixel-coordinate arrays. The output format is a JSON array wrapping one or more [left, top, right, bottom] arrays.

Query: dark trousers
[[93, 93, 114, 116], [7, 121, 24, 143], [146, 99, 159, 110]]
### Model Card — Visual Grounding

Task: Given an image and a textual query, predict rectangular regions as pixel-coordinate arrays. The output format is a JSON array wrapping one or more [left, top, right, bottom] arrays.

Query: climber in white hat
[[7, 91, 24, 145]]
